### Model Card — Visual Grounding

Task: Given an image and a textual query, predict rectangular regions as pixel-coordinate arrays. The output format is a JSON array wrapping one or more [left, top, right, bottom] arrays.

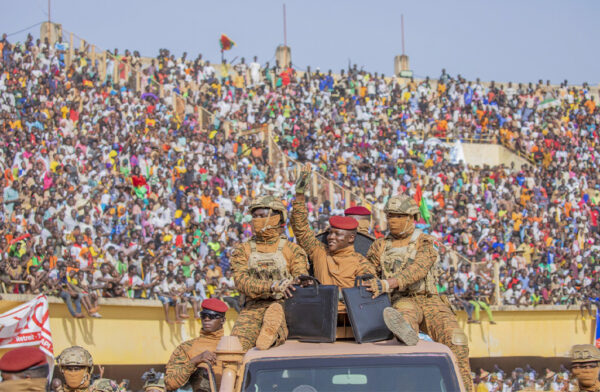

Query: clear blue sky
[[3, 0, 598, 84]]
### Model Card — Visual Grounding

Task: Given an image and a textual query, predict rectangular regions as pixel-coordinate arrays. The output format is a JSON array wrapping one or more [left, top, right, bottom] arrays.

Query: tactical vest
[[380, 229, 441, 297], [248, 238, 291, 300]]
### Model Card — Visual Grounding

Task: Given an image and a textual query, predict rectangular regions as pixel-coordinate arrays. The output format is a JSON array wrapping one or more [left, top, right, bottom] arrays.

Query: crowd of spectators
[[0, 31, 598, 322], [473, 365, 578, 391]]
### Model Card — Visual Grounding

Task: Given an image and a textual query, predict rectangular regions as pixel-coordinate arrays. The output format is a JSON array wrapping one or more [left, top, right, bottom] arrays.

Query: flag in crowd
[[414, 184, 431, 224], [219, 34, 236, 51]]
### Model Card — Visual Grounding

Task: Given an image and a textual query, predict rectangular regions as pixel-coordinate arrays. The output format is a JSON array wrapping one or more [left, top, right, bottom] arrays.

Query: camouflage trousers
[[231, 299, 288, 352], [393, 294, 473, 392]]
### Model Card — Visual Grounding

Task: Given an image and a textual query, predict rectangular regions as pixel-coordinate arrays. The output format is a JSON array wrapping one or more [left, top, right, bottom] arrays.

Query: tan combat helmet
[[384, 195, 420, 217], [571, 344, 600, 363], [90, 378, 121, 392], [250, 195, 287, 222], [57, 345, 94, 370], [143, 378, 166, 391]]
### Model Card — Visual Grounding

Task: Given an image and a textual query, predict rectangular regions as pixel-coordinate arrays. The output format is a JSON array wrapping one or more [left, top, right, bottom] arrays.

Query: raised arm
[[290, 193, 323, 259]]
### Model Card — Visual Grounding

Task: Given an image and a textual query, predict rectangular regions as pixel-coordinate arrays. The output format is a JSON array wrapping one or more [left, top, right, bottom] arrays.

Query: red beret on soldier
[[344, 206, 371, 216], [329, 216, 359, 231], [0, 346, 47, 373], [201, 298, 228, 313]]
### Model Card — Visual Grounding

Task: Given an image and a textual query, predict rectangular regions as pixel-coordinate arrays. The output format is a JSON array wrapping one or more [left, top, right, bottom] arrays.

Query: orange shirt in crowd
[[584, 99, 595, 113], [201, 195, 218, 216], [251, 146, 262, 158]]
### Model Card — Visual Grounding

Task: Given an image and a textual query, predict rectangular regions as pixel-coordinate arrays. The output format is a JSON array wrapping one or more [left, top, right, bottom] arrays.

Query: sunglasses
[[200, 312, 224, 320]]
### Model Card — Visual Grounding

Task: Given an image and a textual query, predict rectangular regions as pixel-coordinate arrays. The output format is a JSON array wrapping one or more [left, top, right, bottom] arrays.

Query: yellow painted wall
[[0, 296, 239, 365], [0, 296, 594, 364], [455, 308, 594, 358]]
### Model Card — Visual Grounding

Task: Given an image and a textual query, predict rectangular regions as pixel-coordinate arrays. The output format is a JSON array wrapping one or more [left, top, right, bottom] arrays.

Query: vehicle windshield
[[243, 354, 461, 392]]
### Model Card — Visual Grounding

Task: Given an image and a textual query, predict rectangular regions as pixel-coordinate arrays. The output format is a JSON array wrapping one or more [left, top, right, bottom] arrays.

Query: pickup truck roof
[[244, 339, 456, 361]]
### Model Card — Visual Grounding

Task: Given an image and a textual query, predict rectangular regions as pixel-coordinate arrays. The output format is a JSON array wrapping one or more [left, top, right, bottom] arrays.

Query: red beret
[[329, 216, 358, 230], [0, 346, 47, 372], [344, 206, 371, 216], [201, 298, 228, 313]]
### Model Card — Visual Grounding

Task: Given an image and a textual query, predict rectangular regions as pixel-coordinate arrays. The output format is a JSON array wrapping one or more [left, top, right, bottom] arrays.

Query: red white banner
[[0, 294, 53, 356]]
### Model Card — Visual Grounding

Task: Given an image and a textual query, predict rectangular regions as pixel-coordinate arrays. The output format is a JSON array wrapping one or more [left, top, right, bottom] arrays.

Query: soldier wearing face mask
[[570, 344, 600, 392], [359, 194, 473, 392], [230, 196, 308, 352], [55, 346, 95, 392]]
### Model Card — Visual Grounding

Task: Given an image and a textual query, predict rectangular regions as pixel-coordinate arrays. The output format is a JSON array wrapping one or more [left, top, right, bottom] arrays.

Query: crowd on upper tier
[[0, 32, 598, 320]]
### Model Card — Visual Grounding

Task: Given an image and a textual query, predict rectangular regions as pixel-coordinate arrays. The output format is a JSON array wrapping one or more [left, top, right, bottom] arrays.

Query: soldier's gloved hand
[[271, 278, 296, 298], [365, 278, 391, 299], [295, 277, 314, 287], [295, 163, 311, 194]]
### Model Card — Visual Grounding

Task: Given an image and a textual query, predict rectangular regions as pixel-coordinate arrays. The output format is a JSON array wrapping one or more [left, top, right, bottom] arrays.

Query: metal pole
[[283, 4, 287, 47], [48, 0, 51, 42], [401, 14, 405, 56]]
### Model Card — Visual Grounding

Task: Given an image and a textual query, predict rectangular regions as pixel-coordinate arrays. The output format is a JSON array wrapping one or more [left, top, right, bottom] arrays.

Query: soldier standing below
[[230, 196, 308, 351], [360, 195, 473, 392], [570, 344, 600, 392], [55, 346, 96, 392], [291, 164, 366, 288], [0, 346, 49, 392], [165, 298, 227, 391]]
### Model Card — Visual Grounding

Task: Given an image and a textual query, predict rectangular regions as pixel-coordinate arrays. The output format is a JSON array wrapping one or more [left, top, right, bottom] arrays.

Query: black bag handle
[[355, 274, 375, 299], [296, 275, 320, 295], [297, 275, 321, 285], [354, 274, 374, 287]]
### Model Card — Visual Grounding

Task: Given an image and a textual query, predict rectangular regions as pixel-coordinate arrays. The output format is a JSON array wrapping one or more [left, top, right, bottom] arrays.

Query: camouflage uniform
[[360, 195, 473, 392], [231, 196, 308, 351], [291, 194, 366, 288], [164, 329, 224, 391], [56, 346, 95, 392]]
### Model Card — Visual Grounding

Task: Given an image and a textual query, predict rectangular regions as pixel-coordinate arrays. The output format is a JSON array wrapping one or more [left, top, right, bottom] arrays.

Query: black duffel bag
[[342, 274, 393, 343], [284, 276, 339, 343]]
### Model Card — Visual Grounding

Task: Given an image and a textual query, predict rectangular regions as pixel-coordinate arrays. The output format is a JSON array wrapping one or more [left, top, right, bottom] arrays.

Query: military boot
[[383, 307, 419, 346], [256, 303, 285, 350]]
